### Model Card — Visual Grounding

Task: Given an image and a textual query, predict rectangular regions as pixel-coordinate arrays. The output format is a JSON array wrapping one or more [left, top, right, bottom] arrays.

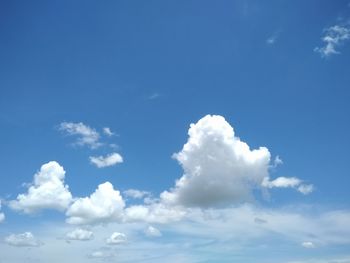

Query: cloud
[[66, 228, 94, 241], [148, 93, 160, 100], [124, 203, 186, 224], [302, 241, 316, 248], [0, 201, 4, 223], [266, 35, 278, 45], [5, 232, 42, 247], [59, 122, 102, 149], [88, 250, 115, 259], [314, 24, 350, 57], [144, 226, 162, 237], [89, 153, 123, 168], [9, 161, 72, 214], [66, 182, 125, 225], [106, 232, 127, 245], [123, 189, 151, 199], [160, 115, 271, 208], [103, 127, 114, 136], [262, 176, 314, 195]]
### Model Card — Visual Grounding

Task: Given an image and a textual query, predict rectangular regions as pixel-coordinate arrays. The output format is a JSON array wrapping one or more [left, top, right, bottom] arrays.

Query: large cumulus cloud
[[9, 161, 72, 213], [161, 115, 272, 207]]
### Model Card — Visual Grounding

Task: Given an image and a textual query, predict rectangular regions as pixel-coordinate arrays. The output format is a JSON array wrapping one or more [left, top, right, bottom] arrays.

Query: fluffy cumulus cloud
[[160, 115, 271, 208], [66, 228, 94, 241], [314, 24, 350, 57], [5, 232, 42, 247], [262, 176, 314, 195], [89, 152, 123, 168], [9, 161, 72, 214], [106, 232, 127, 245], [59, 122, 102, 149], [66, 182, 125, 225], [144, 226, 162, 237]]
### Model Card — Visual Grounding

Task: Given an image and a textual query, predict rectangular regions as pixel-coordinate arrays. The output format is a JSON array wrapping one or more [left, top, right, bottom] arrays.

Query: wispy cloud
[[147, 93, 160, 100], [103, 127, 115, 137], [314, 24, 350, 57], [59, 122, 102, 149]]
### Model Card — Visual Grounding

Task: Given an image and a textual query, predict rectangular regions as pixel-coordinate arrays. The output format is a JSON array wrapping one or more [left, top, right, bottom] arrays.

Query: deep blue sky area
[[0, 1, 350, 262]]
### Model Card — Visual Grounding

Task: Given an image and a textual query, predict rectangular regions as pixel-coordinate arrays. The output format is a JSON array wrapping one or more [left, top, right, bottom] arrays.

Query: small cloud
[[314, 24, 350, 57], [89, 153, 123, 168], [88, 250, 115, 259], [103, 127, 114, 137], [301, 241, 316, 248], [5, 232, 43, 247], [148, 93, 160, 100], [66, 228, 94, 241], [266, 35, 278, 45], [106, 232, 127, 245], [123, 189, 151, 199], [0, 201, 5, 223], [262, 176, 314, 195], [297, 184, 314, 195], [59, 122, 102, 149], [144, 226, 162, 237]]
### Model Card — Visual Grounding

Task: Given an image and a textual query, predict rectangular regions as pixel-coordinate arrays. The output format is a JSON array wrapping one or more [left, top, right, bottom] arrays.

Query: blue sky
[[1, 1, 350, 262]]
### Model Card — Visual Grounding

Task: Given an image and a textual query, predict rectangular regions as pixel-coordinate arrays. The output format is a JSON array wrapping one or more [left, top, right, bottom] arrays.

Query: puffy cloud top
[[66, 182, 125, 225], [161, 115, 271, 207], [106, 232, 127, 245], [9, 161, 72, 213]]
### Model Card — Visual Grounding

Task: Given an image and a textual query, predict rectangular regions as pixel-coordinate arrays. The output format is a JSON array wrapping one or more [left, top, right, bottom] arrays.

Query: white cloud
[[89, 152, 123, 168], [314, 25, 350, 57], [124, 189, 151, 199], [302, 241, 316, 248], [124, 203, 186, 224], [9, 161, 72, 214], [5, 232, 42, 247], [144, 226, 162, 237], [66, 228, 94, 241], [88, 250, 115, 259], [66, 182, 125, 225], [103, 127, 114, 136], [262, 176, 314, 195], [160, 115, 271, 208], [297, 184, 314, 195], [59, 122, 102, 149], [0, 200, 4, 223], [106, 232, 127, 245]]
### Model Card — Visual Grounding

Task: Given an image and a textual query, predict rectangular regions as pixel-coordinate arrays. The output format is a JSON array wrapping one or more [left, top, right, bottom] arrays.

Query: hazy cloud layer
[[5, 232, 42, 247]]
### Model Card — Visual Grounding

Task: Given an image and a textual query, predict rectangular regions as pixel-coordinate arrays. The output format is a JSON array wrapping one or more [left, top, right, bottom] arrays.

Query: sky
[[0, 0, 350, 262]]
